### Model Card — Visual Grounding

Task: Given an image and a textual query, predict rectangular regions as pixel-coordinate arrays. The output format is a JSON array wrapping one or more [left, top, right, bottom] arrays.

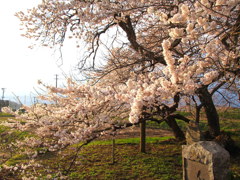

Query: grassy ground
[[36, 138, 182, 180], [0, 109, 240, 179], [1, 137, 239, 180]]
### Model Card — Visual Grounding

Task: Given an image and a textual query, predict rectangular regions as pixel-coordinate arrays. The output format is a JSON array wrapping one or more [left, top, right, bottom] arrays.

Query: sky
[[0, 0, 79, 104]]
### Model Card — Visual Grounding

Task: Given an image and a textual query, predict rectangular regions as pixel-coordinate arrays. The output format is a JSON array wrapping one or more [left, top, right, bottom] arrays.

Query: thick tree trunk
[[195, 106, 201, 124], [165, 116, 185, 141], [140, 120, 146, 153], [197, 86, 220, 137]]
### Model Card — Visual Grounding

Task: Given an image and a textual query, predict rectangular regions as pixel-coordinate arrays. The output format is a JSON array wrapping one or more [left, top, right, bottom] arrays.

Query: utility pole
[[1, 88, 6, 100], [54, 74, 59, 105], [33, 97, 37, 104], [55, 74, 58, 88]]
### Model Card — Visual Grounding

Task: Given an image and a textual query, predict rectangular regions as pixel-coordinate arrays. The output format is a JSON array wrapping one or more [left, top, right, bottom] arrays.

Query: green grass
[[0, 127, 31, 143], [1, 135, 239, 179], [0, 112, 14, 117], [219, 108, 240, 120], [88, 136, 173, 146], [5, 154, 29, 166], [176, 111, 192, 117], [147, 120, 189, 131], [221, 120, 240, 131], [0, 124, 11, 133], [44, 140, 183, 180]]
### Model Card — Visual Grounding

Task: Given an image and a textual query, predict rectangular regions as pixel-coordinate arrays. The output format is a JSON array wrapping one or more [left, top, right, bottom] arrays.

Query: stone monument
[[185, 121, 202, 145], [182, 121, 230, 180]]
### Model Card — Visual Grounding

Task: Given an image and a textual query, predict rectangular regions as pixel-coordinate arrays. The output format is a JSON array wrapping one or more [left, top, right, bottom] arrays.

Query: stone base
[[182, 141, 230, 180]]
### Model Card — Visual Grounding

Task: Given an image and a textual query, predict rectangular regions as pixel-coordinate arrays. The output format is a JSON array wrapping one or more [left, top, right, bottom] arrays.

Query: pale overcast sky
[[0, 0, 79, 104]]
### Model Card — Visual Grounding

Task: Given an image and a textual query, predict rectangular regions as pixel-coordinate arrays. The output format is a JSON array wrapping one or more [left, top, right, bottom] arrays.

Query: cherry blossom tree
[[17, 0, 239, 137], [2, 0, 239, 174]]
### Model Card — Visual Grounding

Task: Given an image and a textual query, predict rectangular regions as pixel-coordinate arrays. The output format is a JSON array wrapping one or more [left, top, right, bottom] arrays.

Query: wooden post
[[140, 120, 146, 153], [112, 138, 116, 164]]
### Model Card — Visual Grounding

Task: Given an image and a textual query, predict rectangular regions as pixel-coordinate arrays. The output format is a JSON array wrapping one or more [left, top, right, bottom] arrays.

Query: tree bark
[[195, 106, 202, 123], [140, 119, 146, 153], [197, 86, 220, 137], [165, 116, 185, 141]]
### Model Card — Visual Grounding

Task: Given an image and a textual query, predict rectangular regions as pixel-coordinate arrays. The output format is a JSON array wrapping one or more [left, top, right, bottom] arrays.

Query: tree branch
[[116, 15, 166, 66]]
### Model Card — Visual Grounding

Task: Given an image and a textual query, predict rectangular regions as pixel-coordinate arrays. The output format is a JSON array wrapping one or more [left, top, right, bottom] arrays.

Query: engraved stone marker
[[182, 141, 230, 180]]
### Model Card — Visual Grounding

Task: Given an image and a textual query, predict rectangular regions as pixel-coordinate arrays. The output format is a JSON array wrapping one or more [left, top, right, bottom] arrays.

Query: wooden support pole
[[112, 138, 116, 164], [140, 120, 146, 153]]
